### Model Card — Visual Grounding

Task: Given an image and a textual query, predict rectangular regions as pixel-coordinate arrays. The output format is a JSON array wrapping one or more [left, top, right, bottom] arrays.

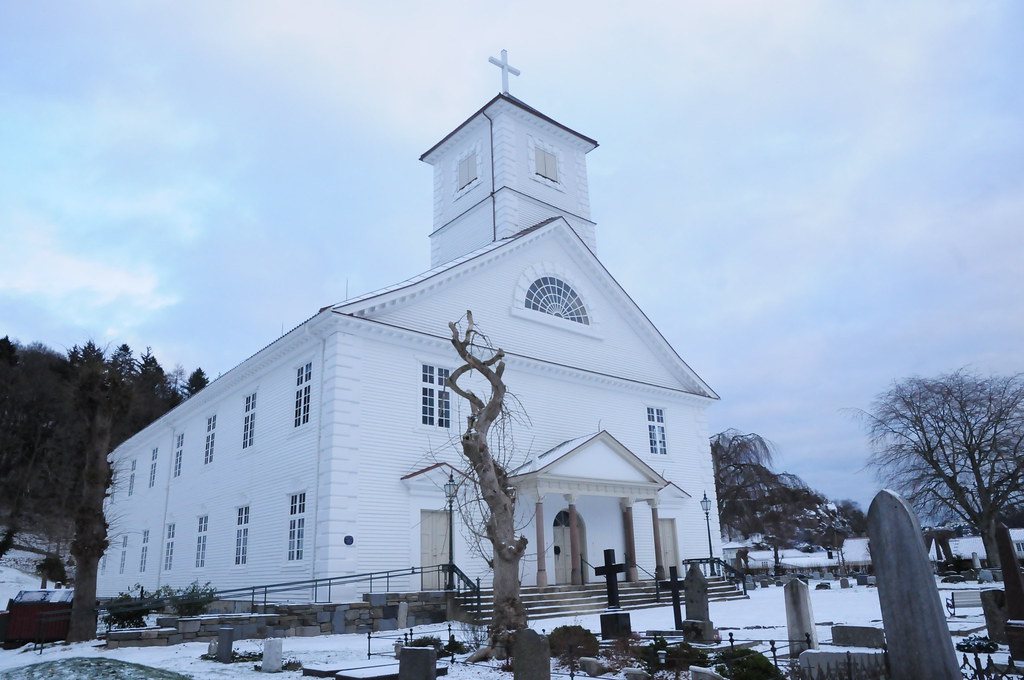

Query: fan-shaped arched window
[[525, 277, 590, 325]]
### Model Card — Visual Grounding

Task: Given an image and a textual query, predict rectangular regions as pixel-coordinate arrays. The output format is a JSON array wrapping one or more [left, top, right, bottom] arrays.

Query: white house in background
[[97, 92, 721, 601]]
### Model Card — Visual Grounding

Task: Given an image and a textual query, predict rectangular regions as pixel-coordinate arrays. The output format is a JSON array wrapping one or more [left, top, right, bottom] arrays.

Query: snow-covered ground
[[0, 561, 994, 679]]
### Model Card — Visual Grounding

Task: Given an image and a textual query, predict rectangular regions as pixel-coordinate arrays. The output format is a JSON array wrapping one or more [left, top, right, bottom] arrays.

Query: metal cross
[[658, 565, 685, 630], [488, 49, 521, 94], [594, 548, 626, 610]]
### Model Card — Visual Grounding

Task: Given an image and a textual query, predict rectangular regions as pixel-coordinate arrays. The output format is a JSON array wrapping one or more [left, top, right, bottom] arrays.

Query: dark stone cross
[[594, 548, 626, 609], [659, 565, 684, 630]]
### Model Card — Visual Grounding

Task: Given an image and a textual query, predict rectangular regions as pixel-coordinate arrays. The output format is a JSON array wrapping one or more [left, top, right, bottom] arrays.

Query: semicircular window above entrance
[[524, 277, 590, 325]]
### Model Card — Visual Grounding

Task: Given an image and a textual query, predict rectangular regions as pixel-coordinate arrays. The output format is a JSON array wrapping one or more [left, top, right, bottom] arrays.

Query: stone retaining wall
[[104, 591, 452, 648]]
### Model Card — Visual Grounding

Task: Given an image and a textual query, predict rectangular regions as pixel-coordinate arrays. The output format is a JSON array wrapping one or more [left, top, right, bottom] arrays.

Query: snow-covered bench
[[946, 590, 984, 616]]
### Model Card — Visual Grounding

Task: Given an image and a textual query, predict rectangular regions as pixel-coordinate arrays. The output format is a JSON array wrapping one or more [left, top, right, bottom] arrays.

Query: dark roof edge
[[419, 93, 599, 162]]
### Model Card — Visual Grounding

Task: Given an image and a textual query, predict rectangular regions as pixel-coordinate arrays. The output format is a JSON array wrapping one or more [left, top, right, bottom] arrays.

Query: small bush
[[548, 624, 599, 661], [956, 634, 998, 654], [35, 556, 67, 584], [102, 586, 152, 629], [713, 647, 783, 680], [169, 581, 216, 617], [444, 635, 467, 654], [636, 636, 709, 673], [409, 635, 442, 649]]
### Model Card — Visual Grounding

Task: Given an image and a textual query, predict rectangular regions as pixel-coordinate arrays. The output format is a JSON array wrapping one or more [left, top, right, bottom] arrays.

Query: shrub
[[35, 556, 67, 584], [102, 586, 153, 629], [169, 581, 216, 617], [636, 636, 709, 673], [444, 635, 468, 654], [409, 635, 442, 649], [548, 624, 599, 661], [712, 647, 783, 680], [956, 634, 998, 654]]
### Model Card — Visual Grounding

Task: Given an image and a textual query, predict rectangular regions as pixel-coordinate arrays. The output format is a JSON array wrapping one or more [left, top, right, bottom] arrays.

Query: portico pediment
[[511, 431, 668, 500]]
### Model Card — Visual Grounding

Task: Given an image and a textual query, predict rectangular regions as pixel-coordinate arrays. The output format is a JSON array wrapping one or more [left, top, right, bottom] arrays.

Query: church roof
[[419, 93, 598, 162]]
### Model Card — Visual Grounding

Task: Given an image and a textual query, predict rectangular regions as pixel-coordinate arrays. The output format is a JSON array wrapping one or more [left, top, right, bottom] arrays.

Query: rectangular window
[[195, 515, 208, 568], [164, 523, 175, 571], [148, 447, 158, 488], [235, 506, 249, 565], [204, 415, 217, 464], [294, 363, 312, 427], [458, 153, 477, 190], [128, 459, 137, 496], [535, 148, 558, 182], [288, 492, 306, 561], [242, 393, 257, 449], [118, 535, 128, 575], [139, 529, 149, 573], [173, 433, 184, 478], [421, 365, 451, 428], [647, 407, 667, 455]]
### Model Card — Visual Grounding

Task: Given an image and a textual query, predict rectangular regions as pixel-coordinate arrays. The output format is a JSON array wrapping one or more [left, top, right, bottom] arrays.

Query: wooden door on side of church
[[659, 518, 680, 575], [420, 510, 448, 590], [552, 510, 587, 585]]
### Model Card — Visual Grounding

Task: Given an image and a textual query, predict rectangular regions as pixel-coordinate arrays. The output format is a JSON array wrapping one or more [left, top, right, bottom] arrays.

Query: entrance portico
[[512, 431, 684, 587]]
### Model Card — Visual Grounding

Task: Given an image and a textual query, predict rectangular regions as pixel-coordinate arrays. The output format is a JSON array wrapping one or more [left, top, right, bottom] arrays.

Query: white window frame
[[528, 137, 564, 190], [148, 448, 158, 488], [647, 407, 667, 455], [421, 364, 451, 428], [128, 459, 136, 496], [235, 506, 250, 565], [453, 143, 482, 197], [164, 523, 175, 571], [196, 515, 208, 568], [294, 363, 312, 427], [204, 415, 216, 464], [173, 433, 184, 478], [242, 393, 257, 449], [118, 535, 128, 575], [139, 529, 149, 573], [288, 492, 306, 561]]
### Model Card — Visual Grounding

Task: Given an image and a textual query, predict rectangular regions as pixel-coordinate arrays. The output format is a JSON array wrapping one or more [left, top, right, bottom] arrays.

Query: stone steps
[[455, 578, 746, 623]]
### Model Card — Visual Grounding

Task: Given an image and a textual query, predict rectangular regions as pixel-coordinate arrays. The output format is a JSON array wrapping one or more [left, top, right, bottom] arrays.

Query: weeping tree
[[446, 311, 526, 660]]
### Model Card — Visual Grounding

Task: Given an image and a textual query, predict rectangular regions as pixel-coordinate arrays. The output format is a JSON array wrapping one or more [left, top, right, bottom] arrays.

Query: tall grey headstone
[[995, 523, 1024, 659], [399, 645, 436, 680], [784, 578, 818, 656], [867, 490, 962, 680], [980, 589, 1007, 644], [216, 627, 234, 663], [513, 628, 551, 680], [684, 564, 710, 622], [261, 637, 283, 673]]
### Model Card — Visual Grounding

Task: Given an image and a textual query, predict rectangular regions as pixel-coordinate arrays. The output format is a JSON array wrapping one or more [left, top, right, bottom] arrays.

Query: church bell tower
[[420, 52, 599, 268]]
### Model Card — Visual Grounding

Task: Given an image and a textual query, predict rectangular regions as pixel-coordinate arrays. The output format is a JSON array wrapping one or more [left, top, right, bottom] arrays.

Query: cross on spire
[[488, 49, 521, 94]]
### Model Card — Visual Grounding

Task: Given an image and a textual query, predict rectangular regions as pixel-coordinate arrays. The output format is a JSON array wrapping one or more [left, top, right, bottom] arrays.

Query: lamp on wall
[[700, 491, 716, 576], [444, 473, 458, 590]]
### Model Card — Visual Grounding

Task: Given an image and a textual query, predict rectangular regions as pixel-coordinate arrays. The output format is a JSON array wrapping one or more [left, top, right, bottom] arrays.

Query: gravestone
[[867, 490, 961, 679], [855, 574, 869, 586], [784, 578, 818, 656], [513, 628, 551, 680], [866, 576, 876, 586], [595, 549, 626, 609], [978, 569, 993, 583], [261, 637, 283, 673], [995, 523, 1024, 660], [216, 627, 234, 663], [839, 578, 851, 589], [683, 563, 715, 641], [397, 601, 409, 628], [399, 645, 436, 680], [972, 552, 982, 569], [690, 666, 728, 680], [659, 565, 685, 630], [980, 589, 1007, 644], [579, 657, 610, 677], [831, 624, 886, 649]]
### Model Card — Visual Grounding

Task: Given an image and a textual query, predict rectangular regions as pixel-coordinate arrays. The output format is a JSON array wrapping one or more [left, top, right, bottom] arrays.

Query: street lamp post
[[444, 473, 458, 590], [700, 491, 716, 576]]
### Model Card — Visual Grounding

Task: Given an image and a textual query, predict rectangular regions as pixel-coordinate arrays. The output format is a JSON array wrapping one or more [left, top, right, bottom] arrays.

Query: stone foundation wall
[[104, 591, 452, 648]]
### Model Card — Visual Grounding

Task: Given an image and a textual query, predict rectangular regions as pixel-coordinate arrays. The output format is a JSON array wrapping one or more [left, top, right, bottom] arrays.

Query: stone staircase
[[453, 577, 746, 624]]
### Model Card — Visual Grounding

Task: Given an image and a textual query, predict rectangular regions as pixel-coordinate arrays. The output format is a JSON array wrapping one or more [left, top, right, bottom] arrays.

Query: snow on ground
[[0, 557, 40, 609], [0, 567, 993, 679]]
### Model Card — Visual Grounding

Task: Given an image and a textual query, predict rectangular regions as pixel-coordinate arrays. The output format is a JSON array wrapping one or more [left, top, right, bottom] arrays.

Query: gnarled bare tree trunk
[[447, 312, 527, 660]]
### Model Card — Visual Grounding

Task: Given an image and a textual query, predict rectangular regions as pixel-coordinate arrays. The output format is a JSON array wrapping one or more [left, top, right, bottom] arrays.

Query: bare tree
[[861, 369, 1024, 568], [446, 312, 526, 660]]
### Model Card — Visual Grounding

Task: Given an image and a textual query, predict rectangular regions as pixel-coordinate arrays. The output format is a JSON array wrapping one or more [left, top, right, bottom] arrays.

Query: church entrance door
[[420, 510, 448, 590], [658, 518, 679, 575], [552, 510, 587, 585]]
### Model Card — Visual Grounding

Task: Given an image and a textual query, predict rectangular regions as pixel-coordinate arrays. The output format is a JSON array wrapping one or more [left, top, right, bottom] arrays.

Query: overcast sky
[[2, 2, 1022, 512]]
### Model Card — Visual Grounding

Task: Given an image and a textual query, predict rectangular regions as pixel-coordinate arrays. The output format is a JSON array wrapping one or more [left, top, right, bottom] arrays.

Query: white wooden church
[[99, 64, 722, 601]]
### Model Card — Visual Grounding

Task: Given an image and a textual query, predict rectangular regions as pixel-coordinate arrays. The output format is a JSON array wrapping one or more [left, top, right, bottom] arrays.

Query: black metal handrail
[[634, 563, 661, 601], [680, 557, 747, 594]]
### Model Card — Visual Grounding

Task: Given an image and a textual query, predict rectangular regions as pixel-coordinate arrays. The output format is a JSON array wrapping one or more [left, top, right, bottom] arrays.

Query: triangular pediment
[[327, 219, 717, 400], [511, 431, 668, 500]]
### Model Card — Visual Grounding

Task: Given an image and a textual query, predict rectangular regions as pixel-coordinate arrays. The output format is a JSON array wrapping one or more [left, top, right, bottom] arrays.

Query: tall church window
[[204, 415, 216, 464], [294, 363, 312, 427], [139, 529, 149, 573], [195, 515, 208, 568], [118, 535, 128, 575], [148, 447, 159, 488], [421, 365, 451, 428], [173, 433, 184, 478], [235, 506, 249, 565], [647, 407, 667, 455], [242, 393, 257, 449], [288, 492, 306, 561], [164, 523, 175, 571], [525, 277, 590, 325], [535, 148, 558, 182], [128, 459, 136, 496]]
